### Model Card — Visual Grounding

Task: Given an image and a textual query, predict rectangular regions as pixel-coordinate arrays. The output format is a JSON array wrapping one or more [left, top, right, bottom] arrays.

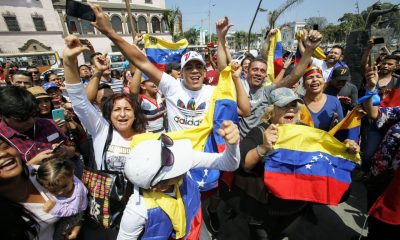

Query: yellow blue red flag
[[328, 108, 362, 142], [264, 124, 360, 205], [267, 29, 283, 84], [143, 34, 188, 72], [131, 65, 238, 191]]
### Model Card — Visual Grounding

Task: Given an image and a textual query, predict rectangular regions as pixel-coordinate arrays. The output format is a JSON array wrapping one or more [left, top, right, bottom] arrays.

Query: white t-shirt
[[23, 170, 59, 240], [311, 58, 333, 82], [159, 73, 215, 131], [106, 134, 132, 172], [117, 143, 240, 240]]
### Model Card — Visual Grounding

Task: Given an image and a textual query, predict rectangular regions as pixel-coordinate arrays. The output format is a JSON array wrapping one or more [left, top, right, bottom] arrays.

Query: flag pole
[[124, 0, 137, 41]]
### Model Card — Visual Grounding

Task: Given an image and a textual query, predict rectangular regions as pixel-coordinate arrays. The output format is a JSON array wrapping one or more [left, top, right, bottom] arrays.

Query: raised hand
[[217, 120, 240, 145], [365, 65, 379, 90], [216, 16, 233, 39], [133, 33, 143, 46], [89, 3, 114, 36], [62, 35, 90, 62], [303, 29, 323, 52], [92, 54, 110, 73], [344, 139, 360, 154], [230, 61, 242, 80]]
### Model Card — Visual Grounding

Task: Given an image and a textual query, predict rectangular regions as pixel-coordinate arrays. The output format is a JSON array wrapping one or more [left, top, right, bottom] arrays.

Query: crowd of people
[[0, 2, 400, 240]]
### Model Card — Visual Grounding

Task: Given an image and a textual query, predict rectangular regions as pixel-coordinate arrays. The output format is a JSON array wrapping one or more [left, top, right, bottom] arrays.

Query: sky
[[166, 0, 400, 33]]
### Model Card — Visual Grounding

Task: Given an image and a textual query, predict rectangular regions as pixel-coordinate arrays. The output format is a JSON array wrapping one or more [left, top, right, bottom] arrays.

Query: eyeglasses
[[150, 134, 174, 187]]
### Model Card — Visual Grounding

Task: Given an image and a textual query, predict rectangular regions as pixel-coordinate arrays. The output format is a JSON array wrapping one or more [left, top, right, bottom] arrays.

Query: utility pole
[[355, 1, 360, 14], [208, 0, 215, 43], [248, 0, 263, 52], [124, 0, 137, 41]]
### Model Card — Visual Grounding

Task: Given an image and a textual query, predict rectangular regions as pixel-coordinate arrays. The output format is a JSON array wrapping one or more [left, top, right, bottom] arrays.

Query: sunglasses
[[150, 134, 174, 187]]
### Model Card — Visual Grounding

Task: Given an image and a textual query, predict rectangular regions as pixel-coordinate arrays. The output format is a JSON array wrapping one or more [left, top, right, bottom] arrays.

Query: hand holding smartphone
[[66, 0, 96, 22]]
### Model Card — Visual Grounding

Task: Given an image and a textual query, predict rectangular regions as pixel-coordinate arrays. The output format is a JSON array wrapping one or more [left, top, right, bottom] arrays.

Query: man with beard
[[324, 66, 358, 115], [374, 55, 400, 92], [239, 29, 323, 139], [300, 44, 347, 82]]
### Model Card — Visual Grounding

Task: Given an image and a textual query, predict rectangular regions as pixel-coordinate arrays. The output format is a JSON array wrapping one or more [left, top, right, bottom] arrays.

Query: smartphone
[[313, 24, 319, 31], [52, 108, 65, 121], [66, 0, 96, 22], [373, 37, 384, 45], [80, 39, 89, 45]]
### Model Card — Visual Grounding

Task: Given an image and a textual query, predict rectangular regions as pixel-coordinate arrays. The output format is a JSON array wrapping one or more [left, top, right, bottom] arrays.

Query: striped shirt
[[140, 93, 166, 133], [100, 78, 124, 93]]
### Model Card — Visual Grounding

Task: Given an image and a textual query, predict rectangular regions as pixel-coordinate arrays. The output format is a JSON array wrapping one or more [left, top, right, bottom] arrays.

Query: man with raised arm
[[88, 4, 250, 132]]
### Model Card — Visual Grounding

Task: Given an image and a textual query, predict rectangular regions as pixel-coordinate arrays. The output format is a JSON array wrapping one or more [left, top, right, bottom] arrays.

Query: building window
[[66, 16, 82, 34], [145, 0, 152, 3], [111, 15, 123, 34], [81, 20, 95, 35], [138, 16, 147, 33], [151, 17, 160, 33], [127, 17, 137, 34], [32, 16, 46, 31], [4, 16, 20, 31]]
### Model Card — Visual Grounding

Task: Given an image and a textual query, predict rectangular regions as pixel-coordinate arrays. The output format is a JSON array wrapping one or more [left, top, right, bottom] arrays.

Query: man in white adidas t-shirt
[[90, 6, 249, 131]]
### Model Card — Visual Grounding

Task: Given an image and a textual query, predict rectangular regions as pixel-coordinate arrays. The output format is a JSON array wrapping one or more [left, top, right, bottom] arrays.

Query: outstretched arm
[[260, 29, 277, 61], [84, 56, 109, 102], [216, 16, 232, 72], [361, 38, 375, 74], [276, 30, 323, 88], [89, 3, 162, 85], [363, 66, 379, 120], [231, 62, 250, 116]]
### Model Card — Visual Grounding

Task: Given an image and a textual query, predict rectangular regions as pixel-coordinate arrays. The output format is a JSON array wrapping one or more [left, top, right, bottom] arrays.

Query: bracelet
[[256, 145, 268, 158]]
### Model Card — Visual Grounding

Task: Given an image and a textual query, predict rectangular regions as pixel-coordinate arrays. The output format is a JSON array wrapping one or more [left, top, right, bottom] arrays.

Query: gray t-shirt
[[239, 84, 275, 139]]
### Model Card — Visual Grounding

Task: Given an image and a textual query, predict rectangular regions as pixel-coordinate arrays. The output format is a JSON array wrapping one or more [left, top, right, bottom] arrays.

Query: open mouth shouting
[[0, 158, 18, 172]]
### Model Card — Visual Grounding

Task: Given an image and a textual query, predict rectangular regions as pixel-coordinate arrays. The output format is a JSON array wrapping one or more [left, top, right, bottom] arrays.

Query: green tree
[[305, 17, 328, 30], [163, 7, 182, 41], [233, 31, 247, 50], [183, 28, 199, 45], [268, 0, 304, 29]]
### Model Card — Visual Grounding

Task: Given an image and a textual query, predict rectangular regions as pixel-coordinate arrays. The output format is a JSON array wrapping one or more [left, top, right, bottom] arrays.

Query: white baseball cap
[[124, 138, 194, 189], [180, 51, 206, 70]]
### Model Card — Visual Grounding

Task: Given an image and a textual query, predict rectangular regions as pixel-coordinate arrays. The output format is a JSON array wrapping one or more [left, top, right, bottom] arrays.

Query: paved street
[[201, 181, 369, 240]]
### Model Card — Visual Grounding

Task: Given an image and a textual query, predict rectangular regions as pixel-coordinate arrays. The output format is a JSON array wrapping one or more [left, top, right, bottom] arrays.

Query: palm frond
[[268, 0, 304, 28]]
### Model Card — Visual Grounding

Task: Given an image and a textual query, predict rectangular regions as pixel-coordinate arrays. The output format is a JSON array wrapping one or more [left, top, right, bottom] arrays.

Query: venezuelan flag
[[144, 34, 188, 72], [381, 88, 400, 107], [267, 29, 283, 84], [264, 124, 360, 206], [328, 108, 362, 142], [298, 104, 314, 127], [131, 65, 238, 191]]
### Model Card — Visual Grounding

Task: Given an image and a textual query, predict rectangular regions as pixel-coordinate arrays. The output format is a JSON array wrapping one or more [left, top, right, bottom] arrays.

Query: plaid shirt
[[0, 118, 68, 162]]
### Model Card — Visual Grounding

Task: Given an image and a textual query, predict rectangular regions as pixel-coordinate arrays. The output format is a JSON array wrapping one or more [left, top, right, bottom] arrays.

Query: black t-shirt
[[235, 122, 308, 217], [324, 81, 358, 115]]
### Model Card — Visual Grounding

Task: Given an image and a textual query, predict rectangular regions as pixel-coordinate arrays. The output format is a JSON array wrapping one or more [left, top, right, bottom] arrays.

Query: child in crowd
[[34, 159, 88, 240]]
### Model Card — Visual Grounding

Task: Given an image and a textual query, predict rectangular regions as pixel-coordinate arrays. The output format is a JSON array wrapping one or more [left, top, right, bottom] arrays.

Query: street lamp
[[248, 0, 264, 52], [208, 0, 216, 43]]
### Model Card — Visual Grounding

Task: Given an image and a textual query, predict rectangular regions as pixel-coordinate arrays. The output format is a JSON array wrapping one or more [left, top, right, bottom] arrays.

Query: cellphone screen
[[52, 109, 65, 121], [373, 37, 384, 45], [66, 0, 96, 22]]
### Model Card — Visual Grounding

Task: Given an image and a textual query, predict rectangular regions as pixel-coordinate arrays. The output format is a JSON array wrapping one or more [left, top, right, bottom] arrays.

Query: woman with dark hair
[[63, 35, 146, 239], [120, 69, 133, 93], [0, 136, 59, 239], [0, 196, 40, 240]]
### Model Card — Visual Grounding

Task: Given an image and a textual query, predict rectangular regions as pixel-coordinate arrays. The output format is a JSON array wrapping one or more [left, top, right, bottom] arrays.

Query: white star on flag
[[203, 169, 208, 177], [318, 153, 324, 158], [332, 168, 335, 173], [311, 156, 319, 162], [197, 179, 206, 188], [305, 164, 312, 169]]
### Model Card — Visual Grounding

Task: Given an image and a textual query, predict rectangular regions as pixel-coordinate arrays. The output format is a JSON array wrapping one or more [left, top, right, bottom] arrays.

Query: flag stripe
[[276, 125, 360, 164], [145, 48, 186, 64], [144, 34, 189, 50], [267, 149, 355, 183], [264, 171, 350, 205]]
